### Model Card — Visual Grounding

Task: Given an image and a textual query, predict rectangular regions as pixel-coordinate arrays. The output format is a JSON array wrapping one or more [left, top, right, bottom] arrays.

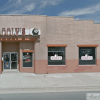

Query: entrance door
[[3, 52, 18, 70]]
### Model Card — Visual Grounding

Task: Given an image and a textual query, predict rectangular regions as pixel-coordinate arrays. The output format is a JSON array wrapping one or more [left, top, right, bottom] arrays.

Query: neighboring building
[[0, 15, 100, 74]]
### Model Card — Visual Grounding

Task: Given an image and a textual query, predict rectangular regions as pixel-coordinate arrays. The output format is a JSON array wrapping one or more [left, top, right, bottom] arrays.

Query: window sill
[[78, 65, 97, 66], [48, 65, 66, 66], [22, 67, 33, 68]]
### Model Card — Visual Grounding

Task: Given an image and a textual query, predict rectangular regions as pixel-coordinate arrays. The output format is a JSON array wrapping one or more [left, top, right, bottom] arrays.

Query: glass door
[[4, 53, 10, 69], [3, 52, 18, 70], [11, 53, 17, 69]]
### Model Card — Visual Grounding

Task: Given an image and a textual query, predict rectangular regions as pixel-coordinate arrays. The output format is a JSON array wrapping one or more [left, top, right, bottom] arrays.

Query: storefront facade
[[0, 15, 100, 74]]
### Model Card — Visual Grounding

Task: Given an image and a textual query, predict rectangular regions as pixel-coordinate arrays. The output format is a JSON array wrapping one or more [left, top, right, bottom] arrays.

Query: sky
[[0, 0, 100, 23]]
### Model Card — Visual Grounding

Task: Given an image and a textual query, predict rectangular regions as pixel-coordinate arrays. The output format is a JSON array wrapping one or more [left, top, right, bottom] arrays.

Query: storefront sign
[[49, 47, 65, 51], [2, 28, 25, 36], [2, 57, 3, 61], [0, 28, 41, 36], [32, 28, 39, 35], [81, 54, 93, 60], [25, 59, 30, 62], [50, 54, 62, 60]]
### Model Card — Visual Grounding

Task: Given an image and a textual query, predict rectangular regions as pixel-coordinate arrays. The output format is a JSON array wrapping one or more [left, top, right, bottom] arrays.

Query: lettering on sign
[[1, 28, 25, 36], [50, 54, 62, 60], [81, 54, 93, 60], [0, 28, 41, 36]]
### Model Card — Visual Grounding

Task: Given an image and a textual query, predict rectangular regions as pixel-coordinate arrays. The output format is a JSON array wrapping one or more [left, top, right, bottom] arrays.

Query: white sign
[[81, 54, 93, 60], [2, 57, 3, 61], [1, 28, 41, 36], [50, 54, 62, 60], [86, 93, 100, 100]]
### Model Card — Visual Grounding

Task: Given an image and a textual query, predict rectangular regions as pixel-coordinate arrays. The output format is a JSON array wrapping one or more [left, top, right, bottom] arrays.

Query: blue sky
[[0, 0, 100, 23]]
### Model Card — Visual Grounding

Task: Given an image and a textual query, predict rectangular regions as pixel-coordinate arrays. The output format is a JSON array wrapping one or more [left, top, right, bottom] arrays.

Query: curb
[[0, 86, 100, 94], [0, 85, 100, 90]]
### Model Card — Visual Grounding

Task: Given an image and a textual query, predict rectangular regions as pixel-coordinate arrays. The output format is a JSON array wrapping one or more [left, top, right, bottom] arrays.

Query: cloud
[[0, 0, 63, 14], [7, 3, 35, 14], [17, 0, 21, 3], [40, 0, 62, 8], [58, 2, 100, 16], [0, 0, 22, 13], [74, 18, 80, 20]]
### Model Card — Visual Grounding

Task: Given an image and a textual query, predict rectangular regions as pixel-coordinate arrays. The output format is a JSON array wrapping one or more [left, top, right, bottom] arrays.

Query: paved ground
[[0, 71, 100, 94], [1, 91, 100, 100]]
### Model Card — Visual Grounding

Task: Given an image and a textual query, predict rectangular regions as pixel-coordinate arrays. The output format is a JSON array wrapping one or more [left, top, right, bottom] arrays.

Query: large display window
[[22, 52, 33, 67], [48, 47, 65, 65], [79, 47, 96, 65]]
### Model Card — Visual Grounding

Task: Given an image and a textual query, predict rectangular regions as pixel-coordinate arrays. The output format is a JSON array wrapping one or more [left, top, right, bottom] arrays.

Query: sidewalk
[[0, 71, 100, 93]]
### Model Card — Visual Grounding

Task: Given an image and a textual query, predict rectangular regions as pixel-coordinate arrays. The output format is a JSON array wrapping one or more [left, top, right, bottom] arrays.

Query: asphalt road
[[0, 91, 100, 100]]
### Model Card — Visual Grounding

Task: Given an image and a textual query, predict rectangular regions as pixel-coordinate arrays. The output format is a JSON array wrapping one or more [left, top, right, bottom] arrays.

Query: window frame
[[48, 47, 66, 65], [22, 50, 33, 68], [77, 45, 98, 65]]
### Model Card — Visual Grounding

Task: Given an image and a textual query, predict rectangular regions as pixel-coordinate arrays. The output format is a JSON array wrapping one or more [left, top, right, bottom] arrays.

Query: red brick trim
[[47, 44, 67, 47], [77, 45, 98, 47], [22, 50, 34, 52]]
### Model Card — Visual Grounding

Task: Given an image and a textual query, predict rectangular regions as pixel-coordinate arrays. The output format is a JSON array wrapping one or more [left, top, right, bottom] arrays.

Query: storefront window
[[22, 52, 33, 67], [79, 47, 96, 65], [48, 47, 65, 65]]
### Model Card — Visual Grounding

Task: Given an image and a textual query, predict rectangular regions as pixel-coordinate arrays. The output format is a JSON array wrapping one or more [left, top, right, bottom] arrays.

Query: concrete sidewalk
[[0, 71, 100, 93]]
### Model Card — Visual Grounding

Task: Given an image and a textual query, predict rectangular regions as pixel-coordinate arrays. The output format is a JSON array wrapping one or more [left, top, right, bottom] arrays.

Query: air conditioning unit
[[30, 28, 41, 36]]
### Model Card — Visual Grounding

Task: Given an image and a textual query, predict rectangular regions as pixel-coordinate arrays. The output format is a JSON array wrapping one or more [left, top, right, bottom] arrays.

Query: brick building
[[0, 15, 99, 74]]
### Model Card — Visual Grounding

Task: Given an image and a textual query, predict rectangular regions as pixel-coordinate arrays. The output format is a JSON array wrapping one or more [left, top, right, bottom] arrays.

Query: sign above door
[[0, 28, 41, 36]]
